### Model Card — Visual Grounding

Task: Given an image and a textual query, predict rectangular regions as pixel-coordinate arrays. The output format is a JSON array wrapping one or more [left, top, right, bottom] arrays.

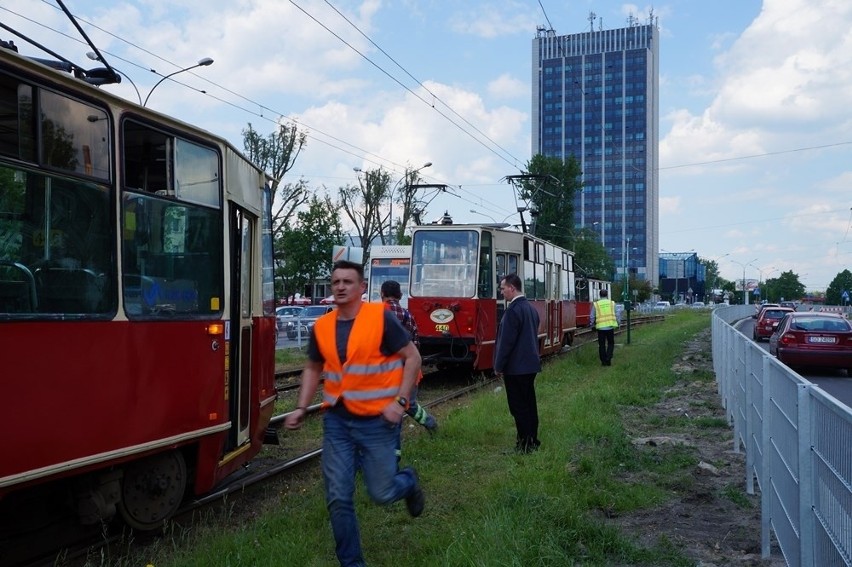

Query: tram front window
[[411, 230, 479, 298]]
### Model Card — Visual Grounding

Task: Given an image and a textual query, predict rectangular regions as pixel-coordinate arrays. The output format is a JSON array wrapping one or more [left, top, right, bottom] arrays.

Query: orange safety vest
[[314, 302, 404, 416], [594, 299, 618, 329]]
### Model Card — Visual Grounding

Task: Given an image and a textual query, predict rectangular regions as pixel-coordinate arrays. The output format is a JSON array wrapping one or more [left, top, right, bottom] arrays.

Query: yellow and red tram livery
[[0, 46, 277, 530], [408, 222, 577, 371]]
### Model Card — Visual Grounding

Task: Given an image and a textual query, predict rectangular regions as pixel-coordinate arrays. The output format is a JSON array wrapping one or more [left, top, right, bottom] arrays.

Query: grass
[[111, 311, 713, 567], [274, 345, 307, 369]]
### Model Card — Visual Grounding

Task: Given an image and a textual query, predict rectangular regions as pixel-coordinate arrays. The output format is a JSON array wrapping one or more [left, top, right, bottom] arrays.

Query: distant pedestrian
[[493, 273, 542, 453], [284, 260, 425, 567], [590, 289, 621, 366], [380, 280, 438, 433]]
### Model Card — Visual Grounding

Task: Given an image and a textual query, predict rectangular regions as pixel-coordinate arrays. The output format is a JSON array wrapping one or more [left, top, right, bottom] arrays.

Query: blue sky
[[5, 0, 851, 292]]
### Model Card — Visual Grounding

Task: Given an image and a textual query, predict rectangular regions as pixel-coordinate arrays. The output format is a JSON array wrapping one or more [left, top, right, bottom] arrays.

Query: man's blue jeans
[[322, 410, 417, 567]]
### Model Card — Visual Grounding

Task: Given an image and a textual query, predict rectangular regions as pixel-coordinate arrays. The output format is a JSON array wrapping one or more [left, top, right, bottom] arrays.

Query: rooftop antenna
[[588, 11, 596, 32]]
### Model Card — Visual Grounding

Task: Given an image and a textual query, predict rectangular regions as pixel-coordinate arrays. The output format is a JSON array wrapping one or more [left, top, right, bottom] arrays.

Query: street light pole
[[143, 57, 214, 107], [624, 237, 632, 344], [389, 162, 431, 244], [730, 258, 758, 305]]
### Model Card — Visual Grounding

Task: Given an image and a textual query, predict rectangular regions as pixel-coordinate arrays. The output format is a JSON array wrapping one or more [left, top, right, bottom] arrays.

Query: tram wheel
[[118, 451, 187, 531]]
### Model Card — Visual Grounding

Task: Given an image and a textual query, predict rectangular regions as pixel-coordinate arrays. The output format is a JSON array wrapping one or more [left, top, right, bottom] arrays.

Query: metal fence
[[712, 306, 852, 566]]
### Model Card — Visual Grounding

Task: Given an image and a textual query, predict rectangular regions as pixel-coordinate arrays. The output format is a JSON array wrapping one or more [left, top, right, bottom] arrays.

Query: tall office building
[[532, 14, 660, 288]]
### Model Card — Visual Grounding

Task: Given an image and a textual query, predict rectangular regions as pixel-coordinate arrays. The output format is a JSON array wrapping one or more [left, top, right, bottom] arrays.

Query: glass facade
[[532, 22, 660, 286]]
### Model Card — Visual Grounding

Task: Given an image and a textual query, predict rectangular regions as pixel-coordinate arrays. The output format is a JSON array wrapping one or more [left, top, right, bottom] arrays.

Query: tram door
[[229, 207, 254, 448], [546, 260, 561, 346]]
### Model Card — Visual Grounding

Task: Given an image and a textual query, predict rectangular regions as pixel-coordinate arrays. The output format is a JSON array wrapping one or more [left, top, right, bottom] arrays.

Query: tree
[[516, 154, 583, 251], [277, 195, 342, 301], [242, 122, 309, 239], [392, 165, 432, 245], [612, 276, 652, 304], [338, 167, 391, 263], [826, 269, 852, 305], [571, 226, 614, 281], [764, 270, 806, 303]]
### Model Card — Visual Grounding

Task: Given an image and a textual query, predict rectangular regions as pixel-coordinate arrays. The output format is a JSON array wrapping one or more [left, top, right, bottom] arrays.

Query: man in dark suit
[[493, 273, 542, 453]]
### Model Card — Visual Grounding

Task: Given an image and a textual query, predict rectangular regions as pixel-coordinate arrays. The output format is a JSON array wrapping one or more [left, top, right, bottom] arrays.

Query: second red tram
[[575, 278, 613, 327], [408, 222, 577, 371], [0, 45, 277, 531]]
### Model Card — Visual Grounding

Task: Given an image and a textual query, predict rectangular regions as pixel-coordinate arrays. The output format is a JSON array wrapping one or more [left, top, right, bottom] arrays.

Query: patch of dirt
[[611, 328, 786, 566]]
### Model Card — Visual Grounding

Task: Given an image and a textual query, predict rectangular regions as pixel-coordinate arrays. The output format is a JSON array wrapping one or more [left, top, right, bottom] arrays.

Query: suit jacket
[[494, 296, 542, 375]]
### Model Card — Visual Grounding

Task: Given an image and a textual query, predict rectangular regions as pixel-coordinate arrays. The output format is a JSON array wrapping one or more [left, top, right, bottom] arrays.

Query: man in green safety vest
[[590, 289, 621, 366]]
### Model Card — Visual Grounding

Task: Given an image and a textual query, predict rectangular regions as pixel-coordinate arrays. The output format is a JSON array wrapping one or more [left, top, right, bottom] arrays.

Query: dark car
[[752, 307, 794, 341], [285, 305, 335, 339], [768, 312, 852, 374], [752, 303, 779, 319], [276, 306, 304, 330]]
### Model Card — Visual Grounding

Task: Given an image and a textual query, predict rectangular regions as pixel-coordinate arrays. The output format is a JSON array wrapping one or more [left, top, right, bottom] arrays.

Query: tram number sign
[[435, 324, 449, 332]]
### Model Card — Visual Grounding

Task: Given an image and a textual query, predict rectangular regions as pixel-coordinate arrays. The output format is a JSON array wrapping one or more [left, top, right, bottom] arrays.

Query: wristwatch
[[396, 396, 408, 409]]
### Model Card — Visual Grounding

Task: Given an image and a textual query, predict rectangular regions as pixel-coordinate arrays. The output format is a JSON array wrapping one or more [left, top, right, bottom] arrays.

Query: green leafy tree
[[338, 167, 391, 263], [277, 195, 342, 301], [826, 269, 852, 305], [242, 122, 309, 239], [612, 276, 652, 304], [764, 270, 806, 303], [571, 226, 614, 281], [517, 154, 583, 251]]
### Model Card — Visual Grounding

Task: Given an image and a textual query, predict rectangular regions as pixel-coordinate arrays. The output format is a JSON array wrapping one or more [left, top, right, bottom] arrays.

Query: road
[[738, 317, 852, 407]]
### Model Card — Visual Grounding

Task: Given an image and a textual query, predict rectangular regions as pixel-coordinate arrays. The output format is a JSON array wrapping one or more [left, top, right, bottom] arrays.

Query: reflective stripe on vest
[[314, 302, 404, 416], [594, 299, 618, 329]]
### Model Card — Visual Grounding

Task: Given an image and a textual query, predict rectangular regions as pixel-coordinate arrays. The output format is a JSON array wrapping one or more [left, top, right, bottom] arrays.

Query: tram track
[[12, 316, 663, 565]]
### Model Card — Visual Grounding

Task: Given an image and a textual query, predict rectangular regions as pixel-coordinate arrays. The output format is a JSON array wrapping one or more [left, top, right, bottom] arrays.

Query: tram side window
[[121, 121, 222, 318], [122, 193, 222, 317], [0, 165, 114, 316], [477, 231, 492, 298], [39, 91, 110, 180]]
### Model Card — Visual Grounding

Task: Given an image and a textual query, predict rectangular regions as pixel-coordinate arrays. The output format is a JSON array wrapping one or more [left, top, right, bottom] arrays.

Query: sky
[[4, 0, 852, 292]]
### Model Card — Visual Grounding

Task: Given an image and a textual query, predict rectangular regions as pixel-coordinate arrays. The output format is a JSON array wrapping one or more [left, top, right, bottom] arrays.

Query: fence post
[[798, 383, 814, 566]]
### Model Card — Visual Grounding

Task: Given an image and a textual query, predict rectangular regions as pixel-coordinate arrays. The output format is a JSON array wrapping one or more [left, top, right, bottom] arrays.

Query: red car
[[752, 307, 794, 341], [768, 312, 852, 374]]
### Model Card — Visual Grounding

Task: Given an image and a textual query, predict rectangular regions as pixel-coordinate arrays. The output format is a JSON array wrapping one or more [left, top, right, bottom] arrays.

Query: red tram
[[0, 45, 277, 530], [408, 221, 577, 371], [576, 278, 613, 327]]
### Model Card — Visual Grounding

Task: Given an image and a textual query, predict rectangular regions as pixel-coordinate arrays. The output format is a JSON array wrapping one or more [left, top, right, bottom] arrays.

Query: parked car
[[653, 301, 671, 311], [275, 306, 304, 330], [691, 301, 706, 309], [768, 312, 852, 374], [752, 306, 794, 341], [285, 305, 335, 339]]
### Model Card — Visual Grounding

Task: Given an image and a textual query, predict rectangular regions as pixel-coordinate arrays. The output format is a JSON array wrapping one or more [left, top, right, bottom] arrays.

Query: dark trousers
[[504, 373, 540, 451], [597, 328, 615, 365]]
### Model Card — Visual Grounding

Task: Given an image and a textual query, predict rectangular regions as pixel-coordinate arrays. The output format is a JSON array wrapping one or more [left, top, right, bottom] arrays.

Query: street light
[[729, 258, 758, 305], [143, 57, 214, 107], [749, 263, 777, 302], [388, 162, 431, 244], [469, 209, 497, 223]]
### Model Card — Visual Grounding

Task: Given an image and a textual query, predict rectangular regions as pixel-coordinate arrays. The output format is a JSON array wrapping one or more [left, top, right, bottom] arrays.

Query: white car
[[653, 301, 671, 311]]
